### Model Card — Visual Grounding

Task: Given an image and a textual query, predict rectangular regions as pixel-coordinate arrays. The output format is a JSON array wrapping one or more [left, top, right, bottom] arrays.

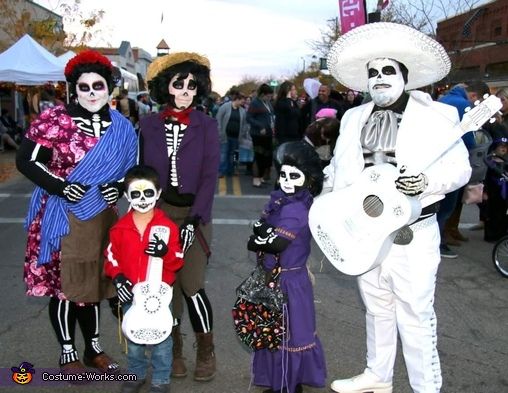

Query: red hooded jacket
[[104, 208, 184, 285]]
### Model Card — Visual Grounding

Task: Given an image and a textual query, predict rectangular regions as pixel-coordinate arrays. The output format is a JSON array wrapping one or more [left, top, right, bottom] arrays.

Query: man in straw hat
[[139, 52, 220, 384], [320, 23, 472, 392]]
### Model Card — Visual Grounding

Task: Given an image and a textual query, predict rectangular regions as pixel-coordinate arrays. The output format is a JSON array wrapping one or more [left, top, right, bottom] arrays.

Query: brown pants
[[60, 209, 117, 303], [159, 201, 212, 319]]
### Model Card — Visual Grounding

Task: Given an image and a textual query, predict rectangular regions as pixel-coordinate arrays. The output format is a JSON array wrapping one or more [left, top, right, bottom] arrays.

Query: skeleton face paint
[[126, 179, 161, 213], [168, 73, 197, 110], [76, 72, 109, 113], [279, 165, 306, 195], [367, 58, 405, 107]]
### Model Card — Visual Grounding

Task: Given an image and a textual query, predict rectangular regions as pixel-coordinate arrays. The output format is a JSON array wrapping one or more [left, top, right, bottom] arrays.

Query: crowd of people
[[9, 19, 508, 393], [212, 80, 357, 187]]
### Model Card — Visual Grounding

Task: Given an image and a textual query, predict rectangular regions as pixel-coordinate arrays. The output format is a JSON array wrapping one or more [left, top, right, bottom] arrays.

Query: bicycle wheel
[[492, 235, 508, 277]]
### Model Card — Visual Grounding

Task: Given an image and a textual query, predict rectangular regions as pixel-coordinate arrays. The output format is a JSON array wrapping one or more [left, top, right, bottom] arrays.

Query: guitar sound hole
[[363, 195, 383, 217]]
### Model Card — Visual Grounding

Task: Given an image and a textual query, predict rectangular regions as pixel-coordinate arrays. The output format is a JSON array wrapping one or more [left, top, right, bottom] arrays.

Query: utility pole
[[327, 17, 339, 39]]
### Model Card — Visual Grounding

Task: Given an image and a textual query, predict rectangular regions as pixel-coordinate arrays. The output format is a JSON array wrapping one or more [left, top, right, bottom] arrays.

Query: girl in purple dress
[[247, 142, 327, 393]]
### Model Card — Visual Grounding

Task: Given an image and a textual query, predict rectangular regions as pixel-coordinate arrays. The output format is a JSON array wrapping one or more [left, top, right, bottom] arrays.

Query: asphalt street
[[0, 163, 507, 393]]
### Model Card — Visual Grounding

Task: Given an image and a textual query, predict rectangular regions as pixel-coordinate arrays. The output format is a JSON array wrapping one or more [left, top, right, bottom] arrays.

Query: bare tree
[[308, 0, 483, 55], [383, 0, 484, 37], [306, 17, 340, 58]]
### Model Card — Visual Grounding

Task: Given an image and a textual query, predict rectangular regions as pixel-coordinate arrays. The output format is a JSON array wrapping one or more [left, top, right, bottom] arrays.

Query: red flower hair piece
[[64, 50, 113, 79]]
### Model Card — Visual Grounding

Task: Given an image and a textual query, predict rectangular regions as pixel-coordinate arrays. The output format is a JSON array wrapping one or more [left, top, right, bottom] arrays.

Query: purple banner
[[339, 0, 367, 34]]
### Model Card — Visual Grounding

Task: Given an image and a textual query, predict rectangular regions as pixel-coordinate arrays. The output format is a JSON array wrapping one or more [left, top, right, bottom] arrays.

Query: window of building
[[486, 62, 508, 78], [492, 19, 502, 38]]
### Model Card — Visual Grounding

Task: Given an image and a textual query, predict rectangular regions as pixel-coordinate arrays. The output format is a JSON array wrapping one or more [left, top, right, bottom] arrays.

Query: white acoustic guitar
[[122, 225, 174, 344], [309, 95, 502, 276]]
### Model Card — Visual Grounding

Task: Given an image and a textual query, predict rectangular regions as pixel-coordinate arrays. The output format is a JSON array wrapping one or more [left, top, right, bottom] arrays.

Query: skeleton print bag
[[232, 256, 285, 351]]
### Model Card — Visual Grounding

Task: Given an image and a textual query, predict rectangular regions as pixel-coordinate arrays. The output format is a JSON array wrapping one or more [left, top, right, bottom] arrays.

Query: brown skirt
[[59, 208, 117, 303]]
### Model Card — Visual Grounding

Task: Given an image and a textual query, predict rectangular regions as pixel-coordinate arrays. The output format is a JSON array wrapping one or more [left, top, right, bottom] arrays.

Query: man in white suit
[[322, 23, 472, 393]]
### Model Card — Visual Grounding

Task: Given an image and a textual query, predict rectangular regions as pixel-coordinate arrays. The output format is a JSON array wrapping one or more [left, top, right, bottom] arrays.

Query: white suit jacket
[[323, 90, 472, 208]]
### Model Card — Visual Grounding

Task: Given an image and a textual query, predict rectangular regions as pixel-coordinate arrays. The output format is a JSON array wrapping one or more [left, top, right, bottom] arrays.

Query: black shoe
[[440, 244, 457, 259], [121, 379, 145, 393]]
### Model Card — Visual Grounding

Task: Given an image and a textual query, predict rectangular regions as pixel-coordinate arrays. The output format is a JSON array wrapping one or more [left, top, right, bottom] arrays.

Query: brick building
[[436, 0, 508, 88]]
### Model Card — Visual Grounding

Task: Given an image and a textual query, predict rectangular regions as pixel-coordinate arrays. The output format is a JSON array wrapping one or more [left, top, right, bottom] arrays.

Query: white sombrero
[[327, 22, 451, 91]]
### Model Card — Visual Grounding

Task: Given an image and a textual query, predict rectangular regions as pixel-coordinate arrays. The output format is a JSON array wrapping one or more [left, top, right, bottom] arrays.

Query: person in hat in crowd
[[138, 52, 220, 382], [249, 141, 326, 393], [15, 50, 137, 374], [320, 22, 471, 393]]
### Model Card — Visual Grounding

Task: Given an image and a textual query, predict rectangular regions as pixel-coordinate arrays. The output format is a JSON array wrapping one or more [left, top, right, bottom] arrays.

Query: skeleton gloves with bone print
[[99, 182, 123, 205], [180, 216, 199, 254], [247, 219, 291, 254], [395, 172, 428, 196], [112, 273, 133, 304]]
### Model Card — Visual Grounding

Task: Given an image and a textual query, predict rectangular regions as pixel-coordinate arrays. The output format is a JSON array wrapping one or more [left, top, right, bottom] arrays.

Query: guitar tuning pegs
[[483, 93, 490, 99], [490, 117, 496, 123], [474, 100, 481, 106], [464, 106, 471, 112]]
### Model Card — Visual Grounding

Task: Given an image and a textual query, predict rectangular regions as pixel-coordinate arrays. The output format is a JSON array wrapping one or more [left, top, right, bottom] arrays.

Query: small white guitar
[[309, 95, 502, 276], [122, 225, 174, 344]]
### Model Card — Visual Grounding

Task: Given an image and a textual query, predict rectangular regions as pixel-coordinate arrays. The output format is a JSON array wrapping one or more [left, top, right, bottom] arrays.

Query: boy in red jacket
[[104, 165, 183, 393]]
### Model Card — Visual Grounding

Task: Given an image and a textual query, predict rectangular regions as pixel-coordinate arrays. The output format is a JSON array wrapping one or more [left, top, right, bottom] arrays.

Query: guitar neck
[[407, 95, 501, 175], [146, 257, 163, 283]]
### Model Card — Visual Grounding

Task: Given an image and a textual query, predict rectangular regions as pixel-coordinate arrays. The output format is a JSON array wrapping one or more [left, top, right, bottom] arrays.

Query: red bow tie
[[160, 107, 193, 125]]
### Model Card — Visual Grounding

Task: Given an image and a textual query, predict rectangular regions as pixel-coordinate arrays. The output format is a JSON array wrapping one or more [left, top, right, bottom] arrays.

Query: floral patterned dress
[[23, 105, 100, 299]]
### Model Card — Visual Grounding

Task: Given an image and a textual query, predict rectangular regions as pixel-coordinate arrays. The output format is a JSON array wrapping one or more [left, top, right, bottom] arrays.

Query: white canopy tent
[[0, 34, 65, 84], [57, 50, 76, 67]]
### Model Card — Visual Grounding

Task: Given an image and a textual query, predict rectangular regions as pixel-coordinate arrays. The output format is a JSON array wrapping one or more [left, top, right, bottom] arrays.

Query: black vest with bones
[[67, 102, 111, 138]]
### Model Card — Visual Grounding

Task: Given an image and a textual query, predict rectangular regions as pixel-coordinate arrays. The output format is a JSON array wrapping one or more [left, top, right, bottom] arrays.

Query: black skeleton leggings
[[48, 298, 103, 365], [177, 288, 213, 333]]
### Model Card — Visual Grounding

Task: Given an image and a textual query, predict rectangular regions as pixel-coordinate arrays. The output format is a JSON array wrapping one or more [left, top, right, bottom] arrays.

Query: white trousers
[[357, 220, 442, 393]]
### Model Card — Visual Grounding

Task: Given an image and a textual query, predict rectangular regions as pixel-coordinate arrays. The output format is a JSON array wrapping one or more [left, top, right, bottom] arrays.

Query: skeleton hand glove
[[395, 173, 428, 196], [112, 273, 134, 304], [145, 233, 169, 258], [61, 182, 90, 203], [99, 182, 122, 205], [180, 216, 199, 254], [252, 219, 273, 237], [247, 223, 291, 254]]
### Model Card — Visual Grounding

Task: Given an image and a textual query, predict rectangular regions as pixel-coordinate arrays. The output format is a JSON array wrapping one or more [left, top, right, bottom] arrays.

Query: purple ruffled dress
[[252, 189, 326, 393]]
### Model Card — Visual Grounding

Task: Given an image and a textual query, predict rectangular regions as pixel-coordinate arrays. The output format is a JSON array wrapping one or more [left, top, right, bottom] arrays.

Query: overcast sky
[[36, 0, 491, 95], [38, 0, 347, 94]]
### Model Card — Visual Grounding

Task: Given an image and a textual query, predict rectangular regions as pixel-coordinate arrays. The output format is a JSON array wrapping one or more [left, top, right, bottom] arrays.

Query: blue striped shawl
[[25, 109, 137, 266]]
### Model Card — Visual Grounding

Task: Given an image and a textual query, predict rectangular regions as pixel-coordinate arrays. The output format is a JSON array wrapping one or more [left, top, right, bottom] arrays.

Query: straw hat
[[146, 52, 210, 82], [327, 22, 451, 91]]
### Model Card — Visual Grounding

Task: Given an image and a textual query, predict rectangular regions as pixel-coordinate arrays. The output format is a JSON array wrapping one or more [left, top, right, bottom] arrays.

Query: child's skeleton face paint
[[168, 73, 197, 110], [367, 58, 405, 107], [279, 165, 306, 195], [126, 179, 161, 213], [76, 72, 109, 113]]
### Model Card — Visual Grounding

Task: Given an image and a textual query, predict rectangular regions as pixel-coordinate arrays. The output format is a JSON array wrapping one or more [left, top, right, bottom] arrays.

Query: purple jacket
[[139, 110, 220, 224]]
